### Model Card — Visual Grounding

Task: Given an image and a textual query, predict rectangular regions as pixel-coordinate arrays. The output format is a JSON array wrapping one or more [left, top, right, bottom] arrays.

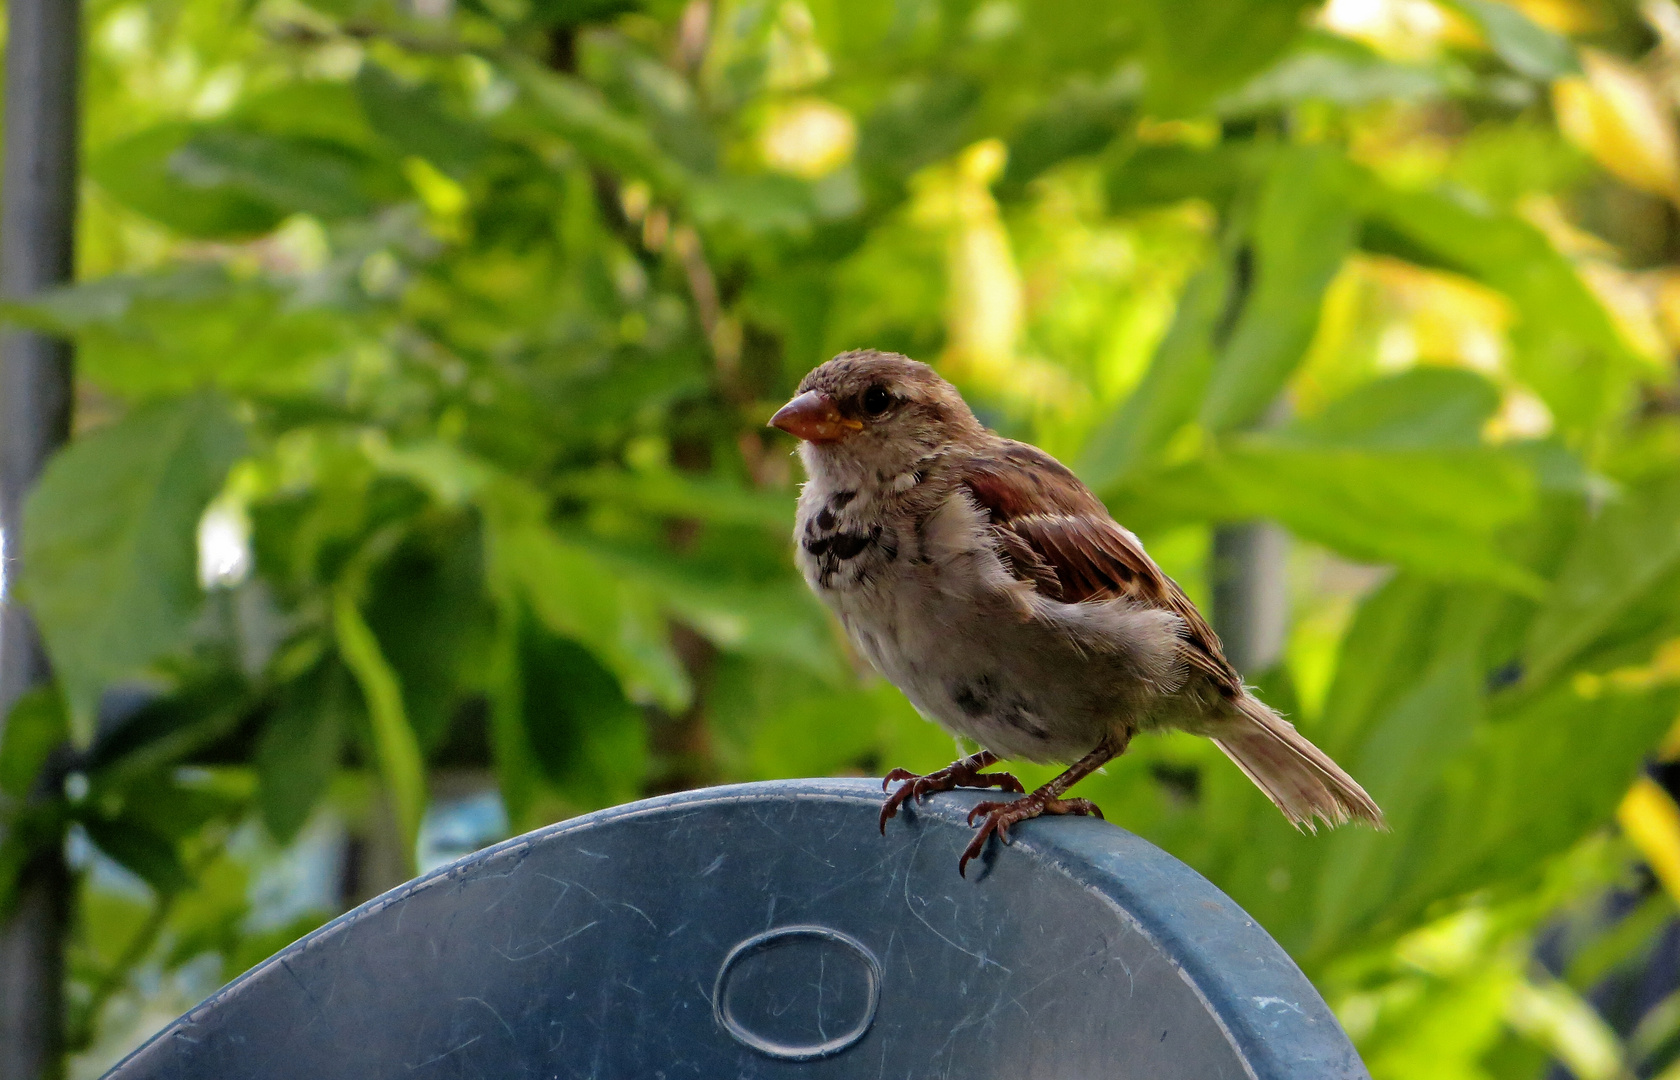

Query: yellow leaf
[[1619, 774, 1680, 907], [1553, 49, 1680, 200]]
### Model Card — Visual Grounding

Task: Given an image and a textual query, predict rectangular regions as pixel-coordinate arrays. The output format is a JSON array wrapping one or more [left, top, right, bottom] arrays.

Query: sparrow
[[770, 350, 1384, 876]]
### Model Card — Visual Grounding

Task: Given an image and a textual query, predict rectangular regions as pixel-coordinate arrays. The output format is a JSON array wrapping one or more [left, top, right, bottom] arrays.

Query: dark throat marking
[[804, 524, 880, 560]]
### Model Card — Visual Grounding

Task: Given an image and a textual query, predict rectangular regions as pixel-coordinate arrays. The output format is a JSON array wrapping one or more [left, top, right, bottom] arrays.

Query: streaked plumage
[[772, 350, 1384, 875]]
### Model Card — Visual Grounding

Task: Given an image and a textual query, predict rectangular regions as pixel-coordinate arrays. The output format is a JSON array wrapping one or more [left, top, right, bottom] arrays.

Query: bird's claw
[[878, 761, 1025, 834], [958, 795, 1104, 877]]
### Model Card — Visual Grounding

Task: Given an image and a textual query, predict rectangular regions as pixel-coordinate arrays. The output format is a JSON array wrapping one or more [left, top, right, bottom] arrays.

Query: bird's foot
[[958, 794, 1103, 877], [879, 757, 1024, 834]]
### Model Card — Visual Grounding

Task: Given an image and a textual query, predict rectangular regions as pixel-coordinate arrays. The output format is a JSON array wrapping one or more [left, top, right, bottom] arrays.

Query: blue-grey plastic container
[[101, 778, 1370, 1079]]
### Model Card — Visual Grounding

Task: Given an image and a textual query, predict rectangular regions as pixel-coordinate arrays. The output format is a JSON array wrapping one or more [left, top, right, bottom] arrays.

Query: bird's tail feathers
[[1212, 694, 1386, 831]]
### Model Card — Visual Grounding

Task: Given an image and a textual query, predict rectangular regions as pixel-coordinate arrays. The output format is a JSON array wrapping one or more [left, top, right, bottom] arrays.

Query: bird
[[769, 349, 1385, 876]]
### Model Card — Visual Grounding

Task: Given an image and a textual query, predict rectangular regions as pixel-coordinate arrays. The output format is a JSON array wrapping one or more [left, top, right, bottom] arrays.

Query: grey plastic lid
[[101, 778, 1370, 1079]]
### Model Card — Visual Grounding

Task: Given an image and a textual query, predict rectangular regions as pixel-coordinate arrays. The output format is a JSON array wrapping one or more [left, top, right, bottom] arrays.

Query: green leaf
[[356, 63, 491, 176], [1201, 146, 1359, 433], [1523, 474, 1680, 686], [256, 662, 350, 844], [11, 269, 354, 399], [504, 58, 688, 197], [526, 0, 640, 28], [1001, 81, 1136, 197], [1122, 445, 1542, 592], [482, 480, 690, 711], [1316, 575, 1459, 761], [0, 687, 67, 799], [91, 124, 283, 239], [1080, 261, 1227, 490], [22, 393, 246, 741], [81, 817, 192, 895], [81, 671, 248, 782], [169, 127, 378, 220], [1105, 144, 1251, 215], [517, 622, 647, 806], [91, 122, 385, 238], [363, 521, 492, 751], [1360, 184, 1639, 437], [1441, 0, 1578, 80], [1433, 680, 1677, 898], [118, 770, 251, 842], [598, 550, 847, 682], [710, 657, 906, 780], [1309, 659, 1482, 956], [856, 78, 982, 191], [558, 468, 796, 530], [487, 601, 542, 828], [1138, 0, 1317, 114], [690, 175, 814, 237], [1219, 35, 1469, 115], [1276, 368, 1501, 450], [333, 589, 424, 875]]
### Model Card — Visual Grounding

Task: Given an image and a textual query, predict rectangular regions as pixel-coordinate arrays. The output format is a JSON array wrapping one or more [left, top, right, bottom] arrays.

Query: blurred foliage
[[3, 0, 1680, 1075]]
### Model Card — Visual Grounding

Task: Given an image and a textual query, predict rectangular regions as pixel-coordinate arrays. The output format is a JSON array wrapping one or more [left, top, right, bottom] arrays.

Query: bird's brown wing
[[959, 442, 1240, 695]]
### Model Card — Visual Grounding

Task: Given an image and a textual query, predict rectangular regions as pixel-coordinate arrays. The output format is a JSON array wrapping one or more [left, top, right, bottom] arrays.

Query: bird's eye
[[862, 384, 892, 416]]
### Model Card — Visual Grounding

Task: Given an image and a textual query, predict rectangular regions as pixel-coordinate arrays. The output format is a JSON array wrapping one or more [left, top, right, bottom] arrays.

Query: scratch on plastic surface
[[809, 849, 900, 905], [409, 1034, 482, 1070], [902, 834, 1009, 973], [750, 803, 836, 867], [459, 996, 515, 1039], [492, 919, 600, 961], [933, 1010, 983, 1078], [997, 954, 1088, 1021], [700, 853, 726, 876], [617, 901, 657, 929], [1251, 996, 1303, 1014]]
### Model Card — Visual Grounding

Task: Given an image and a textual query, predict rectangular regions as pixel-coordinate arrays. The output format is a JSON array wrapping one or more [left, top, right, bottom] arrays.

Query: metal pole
[[0, 0, 80, 1075], [1210, 522, 1289, 676]]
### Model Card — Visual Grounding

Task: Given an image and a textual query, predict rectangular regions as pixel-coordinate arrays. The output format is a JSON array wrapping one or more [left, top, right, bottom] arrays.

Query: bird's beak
[[768, 391, 862, 444]]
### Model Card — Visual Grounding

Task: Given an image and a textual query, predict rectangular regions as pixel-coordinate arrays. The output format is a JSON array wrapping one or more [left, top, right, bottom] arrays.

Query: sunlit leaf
[[1201, 146, 1359, 433], [1081, 262, 1226, 490], [1276, 367, 1500, 450], [1219, 34, 1469, 115], [1360, 182, 1641, 437], [21, 393, 246, 740], [1524, 474, 1680, 686], [1443, 0, 1579, 80]]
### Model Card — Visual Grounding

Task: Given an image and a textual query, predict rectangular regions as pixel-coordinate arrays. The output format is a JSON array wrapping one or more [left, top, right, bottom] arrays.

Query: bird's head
[[770, 350, 983, 484]]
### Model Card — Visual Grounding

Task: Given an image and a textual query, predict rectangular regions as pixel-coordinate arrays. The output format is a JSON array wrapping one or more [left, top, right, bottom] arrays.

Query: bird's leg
[[959, 731, 1131, 877], [879, 750, 1025, 833]]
